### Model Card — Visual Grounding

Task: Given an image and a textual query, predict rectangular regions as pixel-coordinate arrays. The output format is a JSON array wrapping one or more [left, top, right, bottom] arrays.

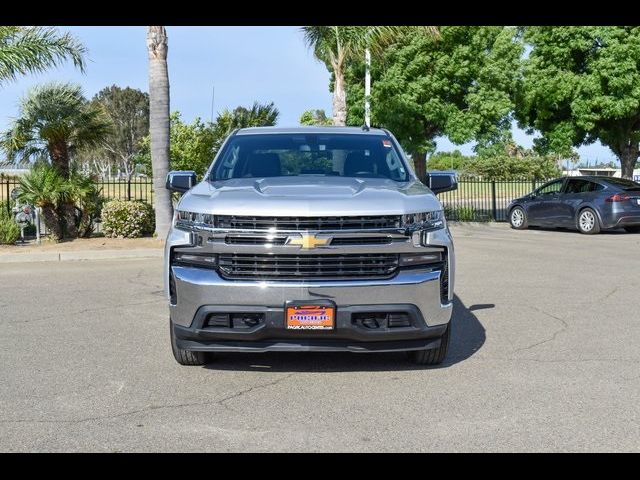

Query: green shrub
[[101, 200, 155, 238], [444, 205, 478, 222], [0, 216, 20, 244], [0, 201, 11, 220]]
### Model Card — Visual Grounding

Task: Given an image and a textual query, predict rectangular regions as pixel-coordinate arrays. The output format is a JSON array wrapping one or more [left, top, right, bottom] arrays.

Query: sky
[[0, 26, 617, 165]]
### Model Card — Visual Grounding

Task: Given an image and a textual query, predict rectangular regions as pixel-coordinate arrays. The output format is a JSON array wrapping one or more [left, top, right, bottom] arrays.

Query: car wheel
[[170, 321, 209, 366], [624, 226, 640, 233], [406, 321, 451, 366], [509, 206, 528, 230], [577, 208, 601, 235]]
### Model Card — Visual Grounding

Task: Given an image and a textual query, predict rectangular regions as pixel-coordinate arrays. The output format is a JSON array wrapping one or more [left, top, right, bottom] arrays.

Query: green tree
[[302, 27, 437, 126], [345, 26, 522, 181], [212, 101, 279, 152], [299, 109, 332, 126], [1, 83, 110, 238], [138, 113, 216, 178], [1, 82, 111, 177], [91, 85, 149, 180], [427, 150, 472, 171], [0, 26, 86, 84], [139, 103, 279, 178], [516, 27, 640, 179], [147, 25, 172, 240]]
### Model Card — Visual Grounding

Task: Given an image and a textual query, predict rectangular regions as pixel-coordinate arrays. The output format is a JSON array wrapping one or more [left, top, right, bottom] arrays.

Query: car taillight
[[606, 193, 631, 202]]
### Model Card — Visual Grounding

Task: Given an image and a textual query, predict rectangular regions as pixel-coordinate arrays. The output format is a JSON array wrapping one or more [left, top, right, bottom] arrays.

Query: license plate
[[286, 303, 335, 330]]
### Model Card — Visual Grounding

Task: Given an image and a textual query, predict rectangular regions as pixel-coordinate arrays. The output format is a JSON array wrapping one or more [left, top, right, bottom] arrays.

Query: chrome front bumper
[[165, 227, 455, 330]]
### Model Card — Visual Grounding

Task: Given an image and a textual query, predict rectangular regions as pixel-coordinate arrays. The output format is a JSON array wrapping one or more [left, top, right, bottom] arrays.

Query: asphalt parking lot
[[1, 223, 639, 452]]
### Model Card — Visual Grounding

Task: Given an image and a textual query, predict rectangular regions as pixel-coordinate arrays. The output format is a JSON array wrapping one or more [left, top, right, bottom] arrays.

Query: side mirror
[[426, 171, 458, 194], [166, 171, 197, 193]]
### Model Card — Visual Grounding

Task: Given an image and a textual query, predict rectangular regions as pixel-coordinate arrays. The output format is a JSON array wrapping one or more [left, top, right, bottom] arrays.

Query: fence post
[[127, 179, 132, 201], [491, 180, 497, 221], [4, 176, 10, 216], [532, 179, 536, 192]]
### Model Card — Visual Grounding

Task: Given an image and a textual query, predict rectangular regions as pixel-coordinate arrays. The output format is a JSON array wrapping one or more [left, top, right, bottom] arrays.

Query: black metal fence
[[2, 176, 154, 213], [438, 177, 552, 222], [1, 176, 155, 236], [3, 175, 552, 231]]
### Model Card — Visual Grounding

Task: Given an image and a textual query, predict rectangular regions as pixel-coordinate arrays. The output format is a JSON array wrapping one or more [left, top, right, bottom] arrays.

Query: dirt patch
[[0, 236, 164, 253]]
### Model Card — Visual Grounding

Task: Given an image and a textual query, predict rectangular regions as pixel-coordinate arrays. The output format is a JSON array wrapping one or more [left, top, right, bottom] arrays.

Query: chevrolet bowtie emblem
[[287, 234, 331, 249]]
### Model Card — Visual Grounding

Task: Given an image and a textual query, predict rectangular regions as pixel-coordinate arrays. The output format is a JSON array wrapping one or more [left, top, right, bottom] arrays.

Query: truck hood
[[177, 177, 442, 216]]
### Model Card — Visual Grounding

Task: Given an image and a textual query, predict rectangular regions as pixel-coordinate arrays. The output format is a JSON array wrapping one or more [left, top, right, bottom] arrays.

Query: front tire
[[170, 321, 208, 366], [577, 208, 601, 235], [624, 226, 640, 233], [509, 206, 528, 230], [406, 322, 451, 366]]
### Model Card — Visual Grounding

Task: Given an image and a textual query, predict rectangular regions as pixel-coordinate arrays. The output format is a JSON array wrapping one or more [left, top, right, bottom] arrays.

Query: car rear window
[[602, 177, 640, 190]]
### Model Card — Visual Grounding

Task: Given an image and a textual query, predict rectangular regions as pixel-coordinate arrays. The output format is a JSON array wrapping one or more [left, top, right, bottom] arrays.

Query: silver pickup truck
[[164, 126, 457, 366]]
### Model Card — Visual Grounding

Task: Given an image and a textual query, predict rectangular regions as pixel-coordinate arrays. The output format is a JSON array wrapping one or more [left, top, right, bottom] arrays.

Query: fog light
[[399, 252, 442, 267], [173, 252, 217, 269]]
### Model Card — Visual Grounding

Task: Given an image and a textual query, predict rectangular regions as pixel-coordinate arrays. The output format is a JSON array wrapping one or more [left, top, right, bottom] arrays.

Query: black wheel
[[509, 206, 528, 230], [624, 226, 640, 233], [406, 321, 451, 366], [170, 321, 208, 366], [577, 208, 601, 235]]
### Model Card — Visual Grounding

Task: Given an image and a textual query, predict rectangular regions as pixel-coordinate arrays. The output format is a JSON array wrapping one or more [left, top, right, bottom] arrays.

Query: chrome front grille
[[224, 235, 288, 245], [218, 253, 400, 280], [215, 215, 401, 231]]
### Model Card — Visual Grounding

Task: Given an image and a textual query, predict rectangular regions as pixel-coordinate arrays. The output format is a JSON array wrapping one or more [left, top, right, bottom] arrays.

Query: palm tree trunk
[[41, 204, 63, 241], [59, 202, 78, 238], [49, 141, 70, 177], [147, 26, 173, 240], [332, 63, 347, 126]]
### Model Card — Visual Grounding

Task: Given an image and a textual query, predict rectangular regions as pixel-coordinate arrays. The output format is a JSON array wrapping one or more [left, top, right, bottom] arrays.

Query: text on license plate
[[286, 305, 335, 330]]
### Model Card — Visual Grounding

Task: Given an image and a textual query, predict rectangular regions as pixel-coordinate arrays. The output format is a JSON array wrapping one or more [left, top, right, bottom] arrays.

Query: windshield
[[210, 133, 410, 182]]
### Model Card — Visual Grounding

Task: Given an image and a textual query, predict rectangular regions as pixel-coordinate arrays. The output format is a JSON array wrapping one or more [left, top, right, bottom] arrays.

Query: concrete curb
[[0, 248, 163, 264]]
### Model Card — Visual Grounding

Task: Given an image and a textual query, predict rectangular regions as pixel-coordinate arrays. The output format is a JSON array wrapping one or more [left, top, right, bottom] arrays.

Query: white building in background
[[564, 167, 640, 182], [0, 168, 29, 177]]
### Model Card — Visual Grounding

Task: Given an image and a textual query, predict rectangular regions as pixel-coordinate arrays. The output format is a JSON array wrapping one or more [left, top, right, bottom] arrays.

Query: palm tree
[[2, 82, 111, 238], [1, 82, 111, 177], [302, 26, 438, 126], [215, 101, 280, 134], [17, 162, 69, 241], [0, 26, 86, 85], [147, 26, 172, 241]]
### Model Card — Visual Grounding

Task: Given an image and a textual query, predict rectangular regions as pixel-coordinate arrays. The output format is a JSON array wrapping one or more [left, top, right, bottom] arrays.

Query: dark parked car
[[507, 176, 640, 234]]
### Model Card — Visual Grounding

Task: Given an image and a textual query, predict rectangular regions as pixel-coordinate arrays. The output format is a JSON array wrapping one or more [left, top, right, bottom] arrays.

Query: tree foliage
[[1, 82, 111, 177], [138, 102, 279, 178], [302, 26, 438, 126], [299, 109, 332, 126], [516, 26, 640, 179], [91, 85, 149, 179], [345, 26, 522, 180], [0, 26, 86, 84], [138, 112, 215, 178], [428, 142, 561, 180]]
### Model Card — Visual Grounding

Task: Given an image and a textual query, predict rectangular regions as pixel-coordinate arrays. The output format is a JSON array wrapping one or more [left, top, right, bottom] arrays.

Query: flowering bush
[[101, 200, 155, 238]]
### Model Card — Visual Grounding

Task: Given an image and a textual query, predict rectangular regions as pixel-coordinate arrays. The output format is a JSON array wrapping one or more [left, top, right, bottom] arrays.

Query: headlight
[[174, 210, 214, 230], [401, 210, 445, 232]]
